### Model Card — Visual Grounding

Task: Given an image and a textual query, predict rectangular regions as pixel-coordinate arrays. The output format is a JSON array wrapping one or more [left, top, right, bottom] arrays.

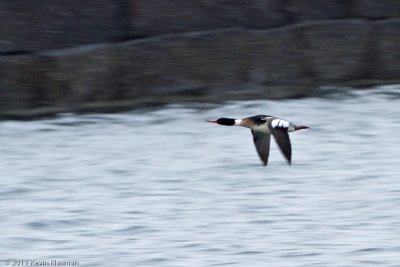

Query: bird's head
[[207, 118, 236, 126]]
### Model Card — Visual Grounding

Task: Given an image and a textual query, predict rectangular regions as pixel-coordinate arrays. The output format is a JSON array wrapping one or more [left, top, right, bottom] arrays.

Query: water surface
[[1, 85, 400, 267]]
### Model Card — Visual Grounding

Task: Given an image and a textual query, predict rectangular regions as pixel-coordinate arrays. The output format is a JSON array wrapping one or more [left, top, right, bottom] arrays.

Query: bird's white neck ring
[[234, 119, 242, 126]]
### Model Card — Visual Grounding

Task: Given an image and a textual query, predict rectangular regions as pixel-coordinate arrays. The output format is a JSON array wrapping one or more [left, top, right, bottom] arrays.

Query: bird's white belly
[[252, 124, 271, 134]]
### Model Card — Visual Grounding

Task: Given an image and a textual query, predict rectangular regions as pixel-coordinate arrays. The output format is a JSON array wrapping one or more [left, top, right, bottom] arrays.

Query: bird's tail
[[294, 125, 310, 131]]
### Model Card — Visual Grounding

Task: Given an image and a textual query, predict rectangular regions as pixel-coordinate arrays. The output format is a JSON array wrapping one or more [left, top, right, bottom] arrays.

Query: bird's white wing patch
[[271, 119, 289, 128]]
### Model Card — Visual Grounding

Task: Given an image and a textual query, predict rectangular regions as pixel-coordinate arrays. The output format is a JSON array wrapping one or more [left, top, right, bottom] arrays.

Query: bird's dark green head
[[207, 118, 236, 126]]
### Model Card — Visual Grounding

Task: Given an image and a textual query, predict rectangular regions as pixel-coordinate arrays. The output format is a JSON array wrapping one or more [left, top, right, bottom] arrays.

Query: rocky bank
[[1, 1, 399, 118]]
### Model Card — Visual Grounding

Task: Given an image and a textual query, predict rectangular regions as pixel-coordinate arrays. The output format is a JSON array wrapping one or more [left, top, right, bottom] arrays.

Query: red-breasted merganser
[[207, 115, 309, 166]]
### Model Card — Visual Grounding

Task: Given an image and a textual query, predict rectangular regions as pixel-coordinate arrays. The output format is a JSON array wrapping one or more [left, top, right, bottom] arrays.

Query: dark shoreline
[[1, 2, 400, 118], [2, 82, 399, 121]]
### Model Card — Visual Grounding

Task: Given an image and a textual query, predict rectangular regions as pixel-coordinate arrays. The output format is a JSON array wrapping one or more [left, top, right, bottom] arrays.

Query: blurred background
[[0, 0, 399, 117], [1, 1, 400, 267]]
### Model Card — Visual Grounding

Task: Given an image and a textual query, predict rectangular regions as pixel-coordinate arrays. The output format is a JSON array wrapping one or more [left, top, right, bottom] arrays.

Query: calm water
[[1, 85, 400, 267]]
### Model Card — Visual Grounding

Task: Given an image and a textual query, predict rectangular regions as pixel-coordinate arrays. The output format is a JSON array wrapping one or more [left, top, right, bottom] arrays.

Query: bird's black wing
[[267, 122, 292, 165], [251, 130, 271, 166]]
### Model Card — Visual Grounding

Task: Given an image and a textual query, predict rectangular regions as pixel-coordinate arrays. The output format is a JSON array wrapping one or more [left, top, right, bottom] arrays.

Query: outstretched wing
[[267, 119, 292, 165], [251, 130, 271, 166]]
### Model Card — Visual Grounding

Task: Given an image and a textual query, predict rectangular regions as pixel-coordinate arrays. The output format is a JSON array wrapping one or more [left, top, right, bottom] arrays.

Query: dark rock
[[301, 19, 372, 82], [113, 29, 253, 99], [41, 44, 125, 106], [352, 0, 400, 19], [110, 38, 184, 99], [131, 0, 288, 35], [236, 0, 289, 29], [164, 30, 253, 90], [247, 25, 309, 86], [117, 27, 314, 99], [285, 0, 350, 21], [0, 55, 49, 111], [36, 27, 311, 107], [376, 19, 400, 79], [0, 1, 125, 53]]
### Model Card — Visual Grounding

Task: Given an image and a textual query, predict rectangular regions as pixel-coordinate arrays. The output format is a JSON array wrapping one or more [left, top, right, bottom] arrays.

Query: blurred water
[[1, 85, 399, 267]]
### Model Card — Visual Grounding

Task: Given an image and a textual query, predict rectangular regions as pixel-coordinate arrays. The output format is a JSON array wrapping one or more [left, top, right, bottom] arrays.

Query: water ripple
[[0, 85, 400, 267]]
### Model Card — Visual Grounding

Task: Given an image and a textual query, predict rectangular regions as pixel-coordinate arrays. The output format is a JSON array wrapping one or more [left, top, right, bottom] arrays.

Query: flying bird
[[207, 115, 309, 166]]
